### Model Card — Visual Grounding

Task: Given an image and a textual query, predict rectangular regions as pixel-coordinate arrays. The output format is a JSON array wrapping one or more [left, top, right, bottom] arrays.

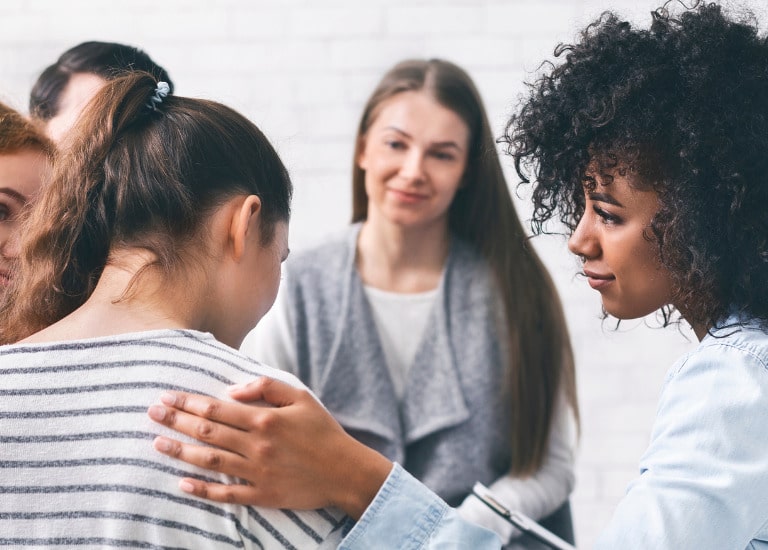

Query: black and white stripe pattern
[[0, 329, 347, 549]]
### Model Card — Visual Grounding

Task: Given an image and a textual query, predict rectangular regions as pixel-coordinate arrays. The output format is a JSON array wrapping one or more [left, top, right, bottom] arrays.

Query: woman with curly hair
[[146, 2, 768, 548], [503, 1, 768, 547]]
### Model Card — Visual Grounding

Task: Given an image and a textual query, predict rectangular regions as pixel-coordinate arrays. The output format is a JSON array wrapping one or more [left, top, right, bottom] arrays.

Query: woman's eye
[[385, 140, 406, 151], [593, 205, 621, 225], [0, 205, 10, 222], [432, 150, 455, 161]]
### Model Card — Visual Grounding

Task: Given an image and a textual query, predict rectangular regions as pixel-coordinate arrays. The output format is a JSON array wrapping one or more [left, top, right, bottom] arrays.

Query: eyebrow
[[383, 126, 464, 151], [0, 188, 28, 204], [587, 192, 624, 208]]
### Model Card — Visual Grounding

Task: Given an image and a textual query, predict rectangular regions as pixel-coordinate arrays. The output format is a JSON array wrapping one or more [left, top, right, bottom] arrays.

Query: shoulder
[[656, 321, 768, 436], [446, 235, 490, 282], [445, 235, 495, 300], [448, 235, 485, 269], [671, 319, 768, 381], [176, 330, 310, 391], [611, 321, 768, 548], [702, 318, 768, 367]]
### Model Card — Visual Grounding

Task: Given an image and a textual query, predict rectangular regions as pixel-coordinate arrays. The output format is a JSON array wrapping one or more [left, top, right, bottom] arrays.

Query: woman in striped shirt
[[0, 72, 346, 549]]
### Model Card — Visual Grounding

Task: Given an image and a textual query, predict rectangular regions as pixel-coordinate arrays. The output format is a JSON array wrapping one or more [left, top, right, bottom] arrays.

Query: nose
[[399, 149, 425, 183], [568, 210, 599, 260], [0, 228, 20, 261]]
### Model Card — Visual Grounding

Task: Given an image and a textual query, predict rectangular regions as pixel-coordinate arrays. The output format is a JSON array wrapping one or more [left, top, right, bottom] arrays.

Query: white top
[[0, 329, 345, 549], [242, 281, 578, 544], [243, 283, 439, 401], [363, 284, 439, 399]]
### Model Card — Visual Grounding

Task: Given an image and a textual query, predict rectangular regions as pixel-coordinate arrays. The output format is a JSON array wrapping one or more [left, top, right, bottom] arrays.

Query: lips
[[583, 269, 615, 290], [388, 188, 428, 203]]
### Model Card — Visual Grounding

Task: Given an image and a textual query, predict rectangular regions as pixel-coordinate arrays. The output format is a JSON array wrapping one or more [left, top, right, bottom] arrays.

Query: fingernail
[[228, 383, 245, 393], [179, 480, 195, 493], [147, 405, 166, 421], [154, 437, 172, 452], [160, 392, 176, 406]]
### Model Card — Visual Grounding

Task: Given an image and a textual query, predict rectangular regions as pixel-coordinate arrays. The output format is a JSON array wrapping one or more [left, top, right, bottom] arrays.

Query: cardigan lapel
[[313, 226, 404, 460], [313, 226, 471, 457]]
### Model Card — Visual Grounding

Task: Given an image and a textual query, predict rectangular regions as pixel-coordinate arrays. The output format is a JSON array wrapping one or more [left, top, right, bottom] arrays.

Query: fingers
[[159, 391, 257, 427], [228, 376, 304, 407], [177, 477, 268, 506], [153, 436, 254, 480], [148, 402, 250, 456]]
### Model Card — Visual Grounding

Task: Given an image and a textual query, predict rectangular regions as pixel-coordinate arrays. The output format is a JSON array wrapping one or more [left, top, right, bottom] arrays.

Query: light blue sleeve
[[338, 463, 502, 550], [595, 336, 768, 549]]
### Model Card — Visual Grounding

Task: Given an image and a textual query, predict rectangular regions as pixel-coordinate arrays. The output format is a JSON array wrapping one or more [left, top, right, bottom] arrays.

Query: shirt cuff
[[338, 463, 501, 550]]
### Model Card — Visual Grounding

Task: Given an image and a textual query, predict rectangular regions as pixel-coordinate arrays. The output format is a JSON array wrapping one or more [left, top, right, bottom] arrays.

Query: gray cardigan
[[284, 224, 512, 507]]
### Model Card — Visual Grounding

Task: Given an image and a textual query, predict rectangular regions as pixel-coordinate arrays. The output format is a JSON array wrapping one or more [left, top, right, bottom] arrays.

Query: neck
[[22, 248, 208, 343], [692, 322, 709, 342], [356, 214, 450, 293], [675, 303, 709, 342]]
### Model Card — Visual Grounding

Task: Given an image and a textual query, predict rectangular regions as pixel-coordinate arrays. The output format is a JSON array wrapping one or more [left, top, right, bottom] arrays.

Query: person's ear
[[230, 195, 262, 262]]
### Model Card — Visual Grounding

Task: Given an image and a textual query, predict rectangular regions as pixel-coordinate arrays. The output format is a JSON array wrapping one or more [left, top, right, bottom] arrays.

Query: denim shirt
[[340, 316, 768, 549], [595, 316, 768, 549]]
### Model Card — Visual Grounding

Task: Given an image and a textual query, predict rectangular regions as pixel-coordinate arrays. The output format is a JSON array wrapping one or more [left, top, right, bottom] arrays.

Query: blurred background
[[2, 0, 765, 546]]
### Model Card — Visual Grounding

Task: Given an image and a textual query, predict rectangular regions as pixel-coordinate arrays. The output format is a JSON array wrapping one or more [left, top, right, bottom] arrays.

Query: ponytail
[[0, 71, 291, 343]]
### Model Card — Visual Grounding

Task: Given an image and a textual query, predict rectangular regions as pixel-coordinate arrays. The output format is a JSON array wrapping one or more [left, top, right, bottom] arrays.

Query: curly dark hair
[[504, 1, 768, 331]]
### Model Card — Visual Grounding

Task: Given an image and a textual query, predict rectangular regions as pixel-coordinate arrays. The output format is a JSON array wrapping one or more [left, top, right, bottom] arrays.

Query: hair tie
[[146, 81, 170, 111]]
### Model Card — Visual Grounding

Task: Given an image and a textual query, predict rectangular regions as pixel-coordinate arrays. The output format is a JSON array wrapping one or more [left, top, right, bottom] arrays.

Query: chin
[[601, 300, 656, 321]]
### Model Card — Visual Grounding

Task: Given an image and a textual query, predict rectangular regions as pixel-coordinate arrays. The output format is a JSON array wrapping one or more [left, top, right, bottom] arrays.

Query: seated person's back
[[0, 330, 345, 548], [0, 72, 345, 549]]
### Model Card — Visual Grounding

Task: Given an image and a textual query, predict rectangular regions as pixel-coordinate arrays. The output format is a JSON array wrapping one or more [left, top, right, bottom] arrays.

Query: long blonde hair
[[352, 59, 578, 474]]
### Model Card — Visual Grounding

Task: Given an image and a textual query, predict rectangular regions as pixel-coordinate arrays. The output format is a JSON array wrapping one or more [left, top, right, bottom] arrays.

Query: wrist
[[333, 440, 393, 520]]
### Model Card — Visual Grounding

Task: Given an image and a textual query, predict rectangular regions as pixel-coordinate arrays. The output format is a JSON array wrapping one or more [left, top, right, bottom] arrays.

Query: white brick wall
[[1, 1, 765, 546]]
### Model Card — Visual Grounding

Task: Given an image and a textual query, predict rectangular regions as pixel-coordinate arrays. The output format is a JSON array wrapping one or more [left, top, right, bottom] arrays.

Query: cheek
[[268, 252, 283, 291], [0, 223, 21, 257], [262, 266, 282, 314], [363, 170, 384, 202], [621, 236, 670, 296], [438, 173, 464, 204], [630, 235, 663, 272]]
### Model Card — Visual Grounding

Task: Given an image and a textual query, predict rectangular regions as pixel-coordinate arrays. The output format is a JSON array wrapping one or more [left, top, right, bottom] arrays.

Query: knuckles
[[174, 393, 188, 409], [195, 420, 216, 439], [203, 450, 223, 470], [164, 409, 177, 426], [168, 441, 183, 458], [222, 486, 238, 504], [202, 400, 221, 420], [250, 410, 280, 433]]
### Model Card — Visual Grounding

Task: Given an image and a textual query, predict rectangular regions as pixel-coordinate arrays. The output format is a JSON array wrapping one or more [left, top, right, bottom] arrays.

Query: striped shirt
[[0, 328, 347, 549]]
